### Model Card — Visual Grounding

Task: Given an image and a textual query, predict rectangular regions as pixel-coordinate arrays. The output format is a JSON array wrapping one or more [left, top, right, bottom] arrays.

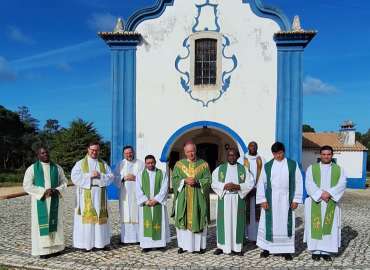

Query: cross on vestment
[[153, 224, 161, 231], [144, 220, 152, 228]]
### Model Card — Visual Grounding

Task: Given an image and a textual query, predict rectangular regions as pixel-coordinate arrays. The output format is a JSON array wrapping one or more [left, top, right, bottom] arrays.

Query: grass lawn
[[0, 170, 24, 187]]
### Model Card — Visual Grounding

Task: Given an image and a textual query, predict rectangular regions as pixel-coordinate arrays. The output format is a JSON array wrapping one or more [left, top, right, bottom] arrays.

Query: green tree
[[357, 129, 370, 170], [0, 106, 24, 169], [303, 124, 315, 132], [51, 119, 110, 172]]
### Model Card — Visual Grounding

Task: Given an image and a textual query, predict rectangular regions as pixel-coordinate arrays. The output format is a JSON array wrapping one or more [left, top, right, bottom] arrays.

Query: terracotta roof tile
[[302, 132, 368, 151]]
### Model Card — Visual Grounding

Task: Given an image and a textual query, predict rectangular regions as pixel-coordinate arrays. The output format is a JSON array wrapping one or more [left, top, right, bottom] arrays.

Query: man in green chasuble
[[172, 141, 211, 254]]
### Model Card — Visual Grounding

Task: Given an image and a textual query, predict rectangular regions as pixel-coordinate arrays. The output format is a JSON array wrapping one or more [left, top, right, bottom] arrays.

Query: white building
[[302, 121, 368, 189], [99, 0, 316, 198]]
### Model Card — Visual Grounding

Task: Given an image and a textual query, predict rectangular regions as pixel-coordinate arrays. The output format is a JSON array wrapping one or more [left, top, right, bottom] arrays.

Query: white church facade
[[99, 0, 316, 198]]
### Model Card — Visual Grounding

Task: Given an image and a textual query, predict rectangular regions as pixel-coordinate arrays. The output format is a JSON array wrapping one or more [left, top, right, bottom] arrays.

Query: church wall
[[134, 0, 280, 166]]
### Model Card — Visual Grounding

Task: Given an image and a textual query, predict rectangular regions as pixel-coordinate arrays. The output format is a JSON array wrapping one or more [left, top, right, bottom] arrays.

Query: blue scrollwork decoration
[[175, 0, 238, 107]]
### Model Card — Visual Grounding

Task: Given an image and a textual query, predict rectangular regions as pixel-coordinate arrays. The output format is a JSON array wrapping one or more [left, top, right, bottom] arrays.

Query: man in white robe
[[136, 155, 170, 252], [244, 141, 265, 243], [212, 148, 254, 255], [23, 147, 67, 258], [114, 145, 144, 244], [71, 141, 114, 251], [256, 142, 303, 260], [304, 145, 346, 261]]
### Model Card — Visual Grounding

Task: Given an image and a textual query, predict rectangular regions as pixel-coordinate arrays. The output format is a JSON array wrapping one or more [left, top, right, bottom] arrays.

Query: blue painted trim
[[192, 0, 220, 33], [126, 0, 174, 31], [127, 0, 290, 32], [106, 45, 137, 200], [159, 121, 248, 162], [347, 178, 366, 189], [242, 0, 290, 31]]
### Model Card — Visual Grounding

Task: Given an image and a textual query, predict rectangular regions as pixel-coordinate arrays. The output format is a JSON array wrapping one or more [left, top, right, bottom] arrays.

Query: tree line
[[0, 105, 110, 173]]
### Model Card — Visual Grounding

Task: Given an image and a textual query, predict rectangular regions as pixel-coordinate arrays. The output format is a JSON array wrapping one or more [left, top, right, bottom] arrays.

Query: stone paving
[[0, 188, 369, 269]]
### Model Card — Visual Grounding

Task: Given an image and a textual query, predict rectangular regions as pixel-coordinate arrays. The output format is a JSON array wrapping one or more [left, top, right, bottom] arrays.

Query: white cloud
[[87, 12, 117, 32], [7, 26, 35, 45], [303, 76, 337, 95], [0, 56, 16, 81]]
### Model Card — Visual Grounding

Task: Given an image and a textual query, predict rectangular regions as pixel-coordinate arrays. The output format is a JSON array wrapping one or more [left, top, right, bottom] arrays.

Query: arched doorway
[[167, 127, 238, 172], [160, 121, 248, 172]]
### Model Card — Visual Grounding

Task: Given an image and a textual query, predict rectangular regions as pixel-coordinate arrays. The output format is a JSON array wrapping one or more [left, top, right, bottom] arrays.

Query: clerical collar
[[247, 154, 259, 159], [125, 159, 136, 163], [228, 163, 237, 167], [320, 162, 332, 166], [187, 159, 197, 163], [274, 158, 285, 163], [146, 168, 156, 173], [87, 156, 97, 161], [40, 161, 50, 165]]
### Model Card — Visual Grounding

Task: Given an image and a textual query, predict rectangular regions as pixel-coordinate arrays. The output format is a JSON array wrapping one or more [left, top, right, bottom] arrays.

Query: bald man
[[171, 141, 211, 254]]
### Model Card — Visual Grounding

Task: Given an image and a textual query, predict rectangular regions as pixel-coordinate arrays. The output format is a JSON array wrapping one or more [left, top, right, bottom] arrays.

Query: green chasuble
[[264, 159, 296, 242], [311, 163, 341, 240], [141, 168, 163, 240], [217, 163, 246, 245], [33, 161, 59, 236], [77, 156, 108, 225], [171, 159, 211, 233]]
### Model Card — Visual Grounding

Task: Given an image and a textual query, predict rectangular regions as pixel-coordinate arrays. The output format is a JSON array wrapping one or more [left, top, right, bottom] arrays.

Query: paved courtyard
[[0, 187, 369, 269]]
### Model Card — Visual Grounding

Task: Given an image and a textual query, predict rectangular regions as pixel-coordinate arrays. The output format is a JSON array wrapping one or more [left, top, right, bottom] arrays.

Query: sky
[[0, 0, 369, 140]]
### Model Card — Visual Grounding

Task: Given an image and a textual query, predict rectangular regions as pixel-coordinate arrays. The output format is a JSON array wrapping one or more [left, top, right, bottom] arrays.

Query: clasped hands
[[320, 191, 332, 203], [223, 182, 240, 192], [91, 170, 101, 179], [145, 198, 159, 207], [41, 188, 60, 200], [123, 174, 136, 182], [184, 177, 199, 187], [260, 201, 298, 210]]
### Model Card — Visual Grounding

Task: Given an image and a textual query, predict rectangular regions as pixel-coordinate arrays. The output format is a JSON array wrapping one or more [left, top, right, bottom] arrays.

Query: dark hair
[[88, 141, 100, 147], [145, 155, 156, 162], [122, 145, 134, 152], [248, 141, 258, 148], [227, 147, 240, 158], [36, 145, 48, 154], [320, 145, 333, 154], [271, 142, 285, 153]]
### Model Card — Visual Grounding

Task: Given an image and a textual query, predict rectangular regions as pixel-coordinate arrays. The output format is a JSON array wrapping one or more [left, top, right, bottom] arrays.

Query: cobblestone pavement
[[0, 188, 369, 269]]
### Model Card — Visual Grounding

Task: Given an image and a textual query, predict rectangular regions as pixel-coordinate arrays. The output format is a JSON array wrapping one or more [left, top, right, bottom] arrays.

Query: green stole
[[34, 161, 59, 236], [171, 159, 211, 233], [217, 163, 246, 245], [141, 168, 163, 240], [264, 159, 296, 242], [78, 156, 108, 225], [311, 163, 340, 240]]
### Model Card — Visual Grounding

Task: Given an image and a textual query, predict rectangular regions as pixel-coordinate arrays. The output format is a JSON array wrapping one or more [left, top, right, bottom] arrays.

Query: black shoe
[[322, 255, 333, 261], [39, 254, 50, 259], [312, 254, 321, 261], [284, 254, 293, 261], [213, 248, 223, 255], [142, 248, 151, 253], [236, 251, 244, 256], [178, 248, 185, 254], [260, 250, 270, 258], [199, 249, 206, 254]]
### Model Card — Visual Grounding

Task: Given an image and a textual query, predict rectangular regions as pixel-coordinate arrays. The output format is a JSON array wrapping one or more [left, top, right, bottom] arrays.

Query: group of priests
[[23, 140, 346, 262]]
